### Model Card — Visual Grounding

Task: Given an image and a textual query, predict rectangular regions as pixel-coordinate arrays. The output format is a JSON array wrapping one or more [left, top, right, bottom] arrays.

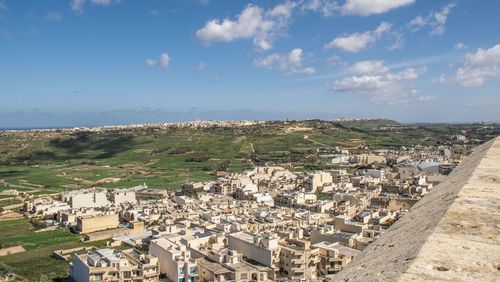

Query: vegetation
[[0, 120, 497, 191], [0, 220, 79, 250], [0, 219, 106, 281], [316, 192, 333, 201], [0, 198, 21, 208]]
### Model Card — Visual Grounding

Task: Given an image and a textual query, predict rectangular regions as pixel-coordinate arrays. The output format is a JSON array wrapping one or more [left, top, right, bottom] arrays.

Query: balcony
[[144, 272, 159, 278], [290, 273, 305, 280], [324, 265, 343, 273], [320, 254, 343, 263], [291, 265, 305, 271], [291, 258, 303, 264]]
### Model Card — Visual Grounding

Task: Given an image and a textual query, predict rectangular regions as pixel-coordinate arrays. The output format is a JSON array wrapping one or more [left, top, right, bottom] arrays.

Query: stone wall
[[335, 137, 500, 281]]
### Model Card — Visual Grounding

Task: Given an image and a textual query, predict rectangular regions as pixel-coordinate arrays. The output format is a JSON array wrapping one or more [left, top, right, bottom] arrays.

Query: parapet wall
[[335, 137, 500, 282]]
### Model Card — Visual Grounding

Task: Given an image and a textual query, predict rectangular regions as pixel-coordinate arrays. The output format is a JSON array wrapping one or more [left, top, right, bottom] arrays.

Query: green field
[[0, 120, 497, 192], [0, 220, 78, 250], [0, 219, 106, 281], [0, 199, 21, 208]]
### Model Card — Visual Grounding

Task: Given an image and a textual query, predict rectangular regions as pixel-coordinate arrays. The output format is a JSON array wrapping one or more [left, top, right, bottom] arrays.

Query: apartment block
[[314, 241, 361, 275], [227, 232, 280, 278], [63, 189, 110, 209], [111, 189, 137, 205], [76, 213, 119, 233], [307, 172, 333, 193], [197, 249, 270, 282], [149, 238, 199, 282], [69, 248, 159, 282], [278, 239, 319, 281]]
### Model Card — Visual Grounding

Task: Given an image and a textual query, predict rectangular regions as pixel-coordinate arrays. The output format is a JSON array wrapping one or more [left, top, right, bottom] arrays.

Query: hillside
[[0, 120, 498, 192]]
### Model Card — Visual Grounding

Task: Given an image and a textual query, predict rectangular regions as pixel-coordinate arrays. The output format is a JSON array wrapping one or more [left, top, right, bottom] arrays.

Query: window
[[94, 273, 103, 280], [241, 273, 248, 280]]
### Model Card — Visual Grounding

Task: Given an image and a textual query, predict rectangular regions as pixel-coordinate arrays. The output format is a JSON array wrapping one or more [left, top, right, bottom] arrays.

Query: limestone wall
[[335, 137, 500, 282]]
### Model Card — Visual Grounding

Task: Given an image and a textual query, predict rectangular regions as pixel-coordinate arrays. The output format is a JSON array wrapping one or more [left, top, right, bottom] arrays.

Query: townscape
[[2, 0, 500, 281], [0, 120, 486, 282]]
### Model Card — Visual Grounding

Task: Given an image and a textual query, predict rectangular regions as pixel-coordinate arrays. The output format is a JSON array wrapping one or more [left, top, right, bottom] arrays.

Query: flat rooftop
[[229, 232, 255, 244], [314, 241, 361, 257], [196, 258, 231, 275]]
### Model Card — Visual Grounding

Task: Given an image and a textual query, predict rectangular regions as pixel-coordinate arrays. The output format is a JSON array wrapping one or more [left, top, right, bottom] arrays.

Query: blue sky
[[1, 0, 499, 127]]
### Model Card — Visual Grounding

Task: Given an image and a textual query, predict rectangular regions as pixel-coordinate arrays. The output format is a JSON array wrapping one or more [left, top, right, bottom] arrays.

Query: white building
[[27, 199, 71, 216], [111, 189, 137, 205], [252, 193, 274, 206], [227, 232, 280, 271], [63, 189, 109, 209], [307, 172, 333, 193], [332, 155, 349, 164], [149, 238, 199, 282], [70, 248, 159, 282]]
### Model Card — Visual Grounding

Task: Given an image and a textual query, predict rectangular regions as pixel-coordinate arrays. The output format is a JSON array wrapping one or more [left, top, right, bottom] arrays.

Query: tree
[[219, 160, 231, 171]]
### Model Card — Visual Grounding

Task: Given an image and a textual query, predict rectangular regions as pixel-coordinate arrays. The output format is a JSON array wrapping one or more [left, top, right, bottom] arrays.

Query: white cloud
[[432, 73, 448, 83], [431, 3, 455, 35], [70, 0, 121, 12], [146, 53, 170, 69], [348, 60, 388, 75], [388, 53, 455, 69], [197, 62, 208, 71], [195, 1, 413, 51], [327, 55, 345, 66], [254, 48, 316, 75], [158, 53, 170, 69], [409, 16, 426, 27], [388, 32, 404, 50], [411, 89, 437, 102], [300, 67, 317, 75], [195, 3, 295, 51], [301, 0, 339, 16], [0, 1, 7, 11], [341, 0, 415, 16], [46, 11, 63, 21], [334, 75, 393, 92], [455, 44, 500, 87], [325, 22, 391, 52], [454, 42, 467, 50], [70, 0, 85, 12], [332, 61, 429, 104], [409, 3, 455, 36], [91, 0, 113, 6]]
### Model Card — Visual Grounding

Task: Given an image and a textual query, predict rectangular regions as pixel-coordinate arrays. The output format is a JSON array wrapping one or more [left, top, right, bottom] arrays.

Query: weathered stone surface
[[335, 137, 500, 282]]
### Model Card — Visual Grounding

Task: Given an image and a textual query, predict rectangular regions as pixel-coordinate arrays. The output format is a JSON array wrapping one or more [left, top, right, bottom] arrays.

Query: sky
[[1, 0, 500, 128]]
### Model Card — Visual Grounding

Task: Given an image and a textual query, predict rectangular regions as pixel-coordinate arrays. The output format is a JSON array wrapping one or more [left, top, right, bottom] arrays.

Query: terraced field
[[0, 120, 497, 192], [0, 219, 110, 281]]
